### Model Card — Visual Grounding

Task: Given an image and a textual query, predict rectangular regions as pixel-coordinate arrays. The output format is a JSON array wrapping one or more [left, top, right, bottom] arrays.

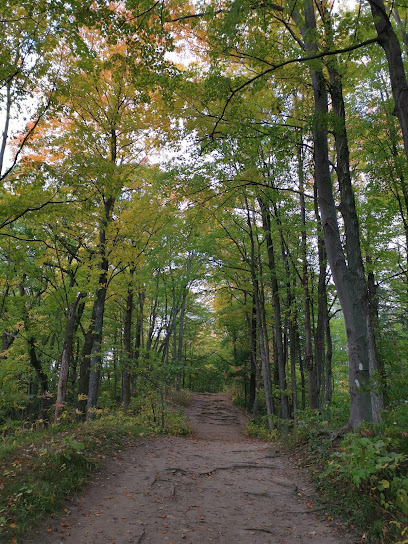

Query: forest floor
[[26, 393, 360, 544]]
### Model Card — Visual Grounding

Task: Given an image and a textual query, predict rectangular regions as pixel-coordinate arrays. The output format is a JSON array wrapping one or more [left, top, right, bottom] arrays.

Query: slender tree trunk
[[392, 8, 408, 52], [313, 184, 328, 407], [132, 290, 144, 396], [325, 310, 333, 402], [55, 293, 84, 422], [175, 290, 187, 391], [368, 0, 408, 166], [245, 199, 274, 428], [0, 83, 11, 174], [147, 278, 159, 353], [122, 285, 134, 411], [298, 145, 318, 409], [297, 329, 306, 410], [1, 330, 16, 357], [77, 321, 95, 417], [19, 281, 49, 420], [258, 197, 289, 419], [247, 300, 257, 413], [86, 196, 115, 419], [27, 337, 49, 420], [289, 313, 298, 416], [171, 284, 178, 368]]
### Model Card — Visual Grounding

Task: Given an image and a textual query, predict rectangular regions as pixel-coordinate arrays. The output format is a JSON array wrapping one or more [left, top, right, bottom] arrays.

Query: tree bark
[[313, 183, 329, 407], [55, 292, 84, 422], [122, 285, 134, 411], [298, 0, 373, 427], [298, 146, 318, 409], [245, 198, 274, 428], [258, 197, 289, 419], [0, 82, 11, 174], [86, 195, 115, 419], [246, 301, 258, 413], [368, 0, 408, 166], [175, 289, 187, 391]]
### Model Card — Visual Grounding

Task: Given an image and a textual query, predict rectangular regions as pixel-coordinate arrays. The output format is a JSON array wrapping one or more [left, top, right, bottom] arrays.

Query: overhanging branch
[[210, 37, 379, 137]]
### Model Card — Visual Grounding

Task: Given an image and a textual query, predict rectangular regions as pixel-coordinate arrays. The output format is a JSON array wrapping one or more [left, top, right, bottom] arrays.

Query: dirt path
[[27, 394, 358, 543]]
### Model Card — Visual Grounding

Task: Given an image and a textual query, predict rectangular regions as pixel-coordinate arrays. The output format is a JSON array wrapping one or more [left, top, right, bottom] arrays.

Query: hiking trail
[[27, 393, 358, 543]]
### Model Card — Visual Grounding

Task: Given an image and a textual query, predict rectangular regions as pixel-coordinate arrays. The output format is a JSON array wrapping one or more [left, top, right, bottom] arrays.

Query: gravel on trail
[[27, 393, 359, 544]]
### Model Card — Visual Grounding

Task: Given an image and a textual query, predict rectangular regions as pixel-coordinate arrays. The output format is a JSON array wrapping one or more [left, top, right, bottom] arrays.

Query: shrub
[[322, 434, 408, 542]]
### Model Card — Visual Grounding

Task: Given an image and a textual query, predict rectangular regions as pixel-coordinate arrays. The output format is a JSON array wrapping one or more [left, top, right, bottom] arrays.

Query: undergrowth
[[233, 383, 408, 544], [281, 409, 408, 544], [0, 398, 190, 542]]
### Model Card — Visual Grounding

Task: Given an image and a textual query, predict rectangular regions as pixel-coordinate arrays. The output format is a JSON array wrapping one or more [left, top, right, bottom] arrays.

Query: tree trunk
[[325, 309, 333, 402], [175, 290, 187, 391], [392, 8, 408, 52], [258, 196, 289, 419], [0, 82, 11, 174], [19, 281, 50, 420], [247, 301, 257, 413], [298, 0, 373, 427], [313, 184, 329, 407], [298, 146, 318, 409], [1, 330, 16, 357], [132, 290, 144, 396], [368, 0, 408, 166], [122, 285, 134, 411], [55, 292, 84, 422], [86, 196, 115, 419], [245, 198, 274, 428], [326, 44, 383, 421]]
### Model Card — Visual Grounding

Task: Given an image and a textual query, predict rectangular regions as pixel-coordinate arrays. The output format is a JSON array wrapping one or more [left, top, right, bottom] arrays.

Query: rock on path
[[27, 393, 358, 543]]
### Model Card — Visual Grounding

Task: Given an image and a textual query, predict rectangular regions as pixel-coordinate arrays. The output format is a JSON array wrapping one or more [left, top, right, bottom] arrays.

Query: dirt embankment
[[27, 393, 358, 543]]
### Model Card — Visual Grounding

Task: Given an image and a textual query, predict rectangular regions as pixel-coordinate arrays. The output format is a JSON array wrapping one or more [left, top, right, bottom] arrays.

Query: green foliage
[[229, 383, 247, 409], [382, 404, 408, 452], [244, 418, 278, 442], [166, 390, 193, 408], [322, 434, 408, 542], [129, 392, 190, 435]]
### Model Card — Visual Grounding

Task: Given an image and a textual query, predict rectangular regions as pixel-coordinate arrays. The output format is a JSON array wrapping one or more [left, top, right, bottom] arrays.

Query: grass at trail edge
[[0, 404, 190, 543]]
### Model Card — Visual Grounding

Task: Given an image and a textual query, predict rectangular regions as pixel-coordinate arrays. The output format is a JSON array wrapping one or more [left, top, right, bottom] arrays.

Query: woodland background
[[0, 0, 408, 541]]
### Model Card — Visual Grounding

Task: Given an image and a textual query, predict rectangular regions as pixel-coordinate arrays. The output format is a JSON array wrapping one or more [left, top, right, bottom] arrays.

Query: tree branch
[[210, 37, 379, 137]]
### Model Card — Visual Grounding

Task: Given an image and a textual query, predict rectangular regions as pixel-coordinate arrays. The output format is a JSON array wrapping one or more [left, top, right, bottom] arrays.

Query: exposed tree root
[[136, 529, 146, 543], [245, 527, 273, 533], [164, 467, 189, 475], [199, 463, 278, 476]]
